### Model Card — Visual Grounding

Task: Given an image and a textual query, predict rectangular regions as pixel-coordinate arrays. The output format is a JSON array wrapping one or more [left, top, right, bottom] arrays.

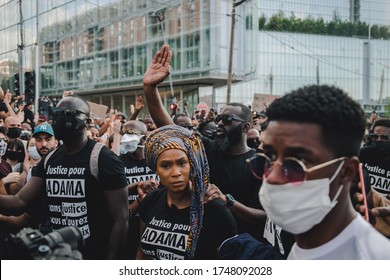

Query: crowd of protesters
[[0, 44, 389, 260]]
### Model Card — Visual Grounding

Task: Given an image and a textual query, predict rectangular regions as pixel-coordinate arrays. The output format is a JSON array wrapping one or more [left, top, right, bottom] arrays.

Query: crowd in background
[[0, 45, 389, 261]]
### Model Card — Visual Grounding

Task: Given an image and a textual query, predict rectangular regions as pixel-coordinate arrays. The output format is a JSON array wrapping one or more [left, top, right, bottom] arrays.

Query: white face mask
[[0, 140, 7, 156], [259, 161, 345, 235], [28, 146, 41, 161], [120, 134, 143, 154]]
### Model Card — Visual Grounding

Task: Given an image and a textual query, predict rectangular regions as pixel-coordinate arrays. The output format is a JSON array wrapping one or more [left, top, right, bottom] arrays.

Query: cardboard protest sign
[[87, 101, 108, 119]]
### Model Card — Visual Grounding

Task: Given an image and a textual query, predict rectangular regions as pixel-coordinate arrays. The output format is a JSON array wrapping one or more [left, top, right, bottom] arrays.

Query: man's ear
[[340, 156, 359, 185], [242, 122, 251, 133]]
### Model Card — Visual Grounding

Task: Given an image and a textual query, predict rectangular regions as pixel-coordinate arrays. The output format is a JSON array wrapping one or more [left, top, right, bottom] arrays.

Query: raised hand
[[135, 96, 144, 111], [143, 45, 172, 87]]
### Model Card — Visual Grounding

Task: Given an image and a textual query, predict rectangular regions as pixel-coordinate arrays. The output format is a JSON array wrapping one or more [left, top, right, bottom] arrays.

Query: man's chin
[[215, 137, 230, 151]]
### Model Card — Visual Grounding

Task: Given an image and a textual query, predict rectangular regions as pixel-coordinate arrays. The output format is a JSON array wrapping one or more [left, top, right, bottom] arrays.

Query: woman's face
[[156, 149, 191, 193], [28, 138, 36, 148]]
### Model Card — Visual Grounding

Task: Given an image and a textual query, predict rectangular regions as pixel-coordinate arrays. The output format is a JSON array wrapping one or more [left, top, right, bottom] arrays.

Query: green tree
[[258, 14, 266, 30]]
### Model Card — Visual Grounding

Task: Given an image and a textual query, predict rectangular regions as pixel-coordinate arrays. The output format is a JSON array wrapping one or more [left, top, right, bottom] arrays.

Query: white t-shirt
[[288, 215, 390, 260]]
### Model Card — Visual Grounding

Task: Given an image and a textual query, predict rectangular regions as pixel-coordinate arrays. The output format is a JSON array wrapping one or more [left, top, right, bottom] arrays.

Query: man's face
[[215, 105, 245, 151], [5, 117, 21, 128], [176, 116, 193, 130], [21, 123, 32, 132], [371, 126, 390, 142], [34, 133, 57, 156], [263, 121, 342, 193], [143, 118, 155, 131], [87, 127, 100, 142], [247, 129, 261, 149]]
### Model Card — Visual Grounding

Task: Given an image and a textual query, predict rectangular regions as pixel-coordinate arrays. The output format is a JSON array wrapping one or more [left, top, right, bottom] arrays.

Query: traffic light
[[24, 71, 35, 102], [14, 73, 20, 95]]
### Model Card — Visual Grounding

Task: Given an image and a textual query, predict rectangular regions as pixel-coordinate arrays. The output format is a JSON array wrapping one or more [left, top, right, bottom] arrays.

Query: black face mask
[[52, 115, 86, 141], [6, 150, 23, 161], [7, 127, 21, 139], [247, 139, 261, 149], [371, 141, 390, 158]]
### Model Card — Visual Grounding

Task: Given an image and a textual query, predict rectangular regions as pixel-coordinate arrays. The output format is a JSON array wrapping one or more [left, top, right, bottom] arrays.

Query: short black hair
[[172, 113, 190, 124], [266, 85, 366, 157], [372, 119, 390, 130], [227, 102, 253, 124]]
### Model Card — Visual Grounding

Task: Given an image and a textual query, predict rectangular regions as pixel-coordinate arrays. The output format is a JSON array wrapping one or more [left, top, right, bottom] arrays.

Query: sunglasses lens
[[370, 134, 379, 141], [369, 134, 390, 141], [248, 155, 269, 180], [284, 159, 305, 184]]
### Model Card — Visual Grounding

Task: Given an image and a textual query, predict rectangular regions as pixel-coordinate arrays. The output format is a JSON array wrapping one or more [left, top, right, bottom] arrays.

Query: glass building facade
[[1, 0, 390, 116]]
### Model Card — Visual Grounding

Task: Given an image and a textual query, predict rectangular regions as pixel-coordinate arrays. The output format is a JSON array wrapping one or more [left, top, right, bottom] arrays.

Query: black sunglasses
[[368, 133, 390, 142], [215, 114, 245, 125], [51, 107, 89, 118], [181, 125, 194, 130]]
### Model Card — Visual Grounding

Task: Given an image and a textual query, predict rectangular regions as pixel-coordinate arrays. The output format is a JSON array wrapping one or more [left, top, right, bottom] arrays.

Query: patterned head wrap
[[144, 125, 210, 259]]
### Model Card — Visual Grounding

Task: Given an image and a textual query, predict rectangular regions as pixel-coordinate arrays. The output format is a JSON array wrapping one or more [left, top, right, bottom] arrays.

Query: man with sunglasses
[[252, 84, 390, 259], [118, 120, 158, 259], [0, 95, 129, 260], [143, 45, 266, 242], [359, 119, 390, 199]]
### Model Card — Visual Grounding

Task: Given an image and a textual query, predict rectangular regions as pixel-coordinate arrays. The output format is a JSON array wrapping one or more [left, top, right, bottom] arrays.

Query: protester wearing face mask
[[0, 124, 57, 244], [246, 128, 262, 152], [0, 127, 21, 195], [4, 115, 22, 140], [0, 94, 129, 260], [20, 122, 33, 142], [359, 119, 390, 199], [118, 120, 158, 259], [4, 138, 25, 173], [0, 126, 22, 259], [248, 85, 390, 259]]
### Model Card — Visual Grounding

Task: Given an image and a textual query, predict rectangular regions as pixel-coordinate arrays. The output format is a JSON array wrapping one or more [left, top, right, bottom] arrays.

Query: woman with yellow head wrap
[[136, 125, 237, 259]]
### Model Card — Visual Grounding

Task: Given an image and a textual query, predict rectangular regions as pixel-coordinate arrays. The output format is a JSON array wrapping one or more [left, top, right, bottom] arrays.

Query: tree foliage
[[256, 11, 390, 40]]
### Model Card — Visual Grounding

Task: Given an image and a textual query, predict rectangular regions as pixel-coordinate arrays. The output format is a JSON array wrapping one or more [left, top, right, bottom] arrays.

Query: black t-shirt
[[119, 153, 158, 259], [35, 139, 127, 259], [201, 137, 262, 238], [119, 154, 158, 204], [139, 188, 237, 260], [359, 143, 390, 198]]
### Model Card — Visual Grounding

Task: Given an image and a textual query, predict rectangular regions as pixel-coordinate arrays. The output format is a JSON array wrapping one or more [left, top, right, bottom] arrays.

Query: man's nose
[[264, 161, 287, 185]]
